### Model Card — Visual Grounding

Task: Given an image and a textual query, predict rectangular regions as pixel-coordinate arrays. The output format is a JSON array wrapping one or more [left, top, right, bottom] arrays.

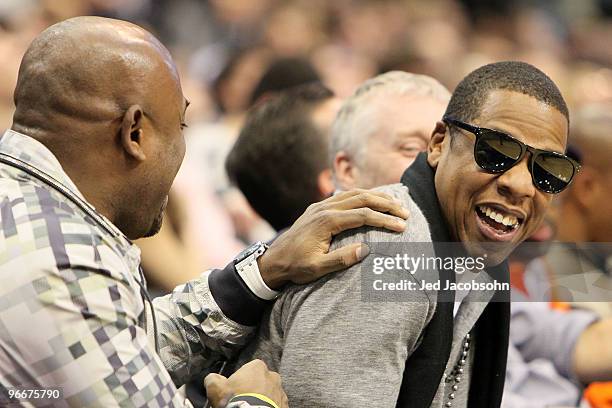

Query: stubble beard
[[143, 196, 168, 238]]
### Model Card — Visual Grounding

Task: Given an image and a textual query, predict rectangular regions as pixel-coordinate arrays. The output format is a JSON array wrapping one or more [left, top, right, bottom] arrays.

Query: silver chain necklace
[[442, 332, 471, 407]]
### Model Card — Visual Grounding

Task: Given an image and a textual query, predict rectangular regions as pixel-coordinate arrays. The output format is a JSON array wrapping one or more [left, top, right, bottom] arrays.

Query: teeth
[[478, 205, 520, 228]]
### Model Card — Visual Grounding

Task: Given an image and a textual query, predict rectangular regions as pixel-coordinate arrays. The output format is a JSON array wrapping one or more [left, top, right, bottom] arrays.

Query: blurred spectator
[[183, 46, 276, 243], [568, 63, 612, 107], [250, 57, 321, 105], [262, 1, 327, 57], [333, 0, 409, 63], [330, 71, 450, 189], [209, 47, 273, 117], [226, 82, 341, 231], [543, 103, 612, 318], [310, 44, 377, 97]]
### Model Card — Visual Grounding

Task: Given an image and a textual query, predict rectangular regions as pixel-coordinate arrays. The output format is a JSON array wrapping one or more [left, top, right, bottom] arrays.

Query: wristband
[[229, 393, 279, 408]]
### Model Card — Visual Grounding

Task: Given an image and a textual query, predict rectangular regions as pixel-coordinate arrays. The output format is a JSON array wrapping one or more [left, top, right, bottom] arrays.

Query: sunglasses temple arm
[[445, 117, 480, 135]]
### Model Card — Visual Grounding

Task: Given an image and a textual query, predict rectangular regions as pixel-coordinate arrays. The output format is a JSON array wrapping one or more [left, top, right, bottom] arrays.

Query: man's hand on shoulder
[[259, 189, 409, 288]]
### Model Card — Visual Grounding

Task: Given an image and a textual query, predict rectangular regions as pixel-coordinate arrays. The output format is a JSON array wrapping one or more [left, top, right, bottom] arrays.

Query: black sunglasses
[[443, 117, 581, 194]]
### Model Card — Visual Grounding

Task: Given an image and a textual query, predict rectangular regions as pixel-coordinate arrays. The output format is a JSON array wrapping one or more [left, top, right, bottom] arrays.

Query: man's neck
[[61, 163, 118, 224]]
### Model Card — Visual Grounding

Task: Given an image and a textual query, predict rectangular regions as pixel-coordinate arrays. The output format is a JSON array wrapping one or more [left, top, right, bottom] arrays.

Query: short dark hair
[[226, 82, 334, 231], [445, 61, 569, 124], [250, 57, 321, 106]]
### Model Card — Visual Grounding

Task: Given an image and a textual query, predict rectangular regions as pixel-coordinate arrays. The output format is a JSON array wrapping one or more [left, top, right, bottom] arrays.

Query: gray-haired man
[[331, 71, 450, 190]]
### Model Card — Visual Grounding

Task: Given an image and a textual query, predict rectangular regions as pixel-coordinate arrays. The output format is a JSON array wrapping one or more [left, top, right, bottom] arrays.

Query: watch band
[[235, 244, 280, 300]]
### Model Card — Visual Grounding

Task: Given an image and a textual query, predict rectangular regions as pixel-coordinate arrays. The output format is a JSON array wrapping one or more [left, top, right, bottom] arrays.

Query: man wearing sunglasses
[[328, 71, 612, 407], [233, 61, 580, 408]]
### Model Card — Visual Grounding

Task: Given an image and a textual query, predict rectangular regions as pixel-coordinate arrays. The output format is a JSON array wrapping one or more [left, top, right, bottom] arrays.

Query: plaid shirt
[[0, 130, 261, 407]]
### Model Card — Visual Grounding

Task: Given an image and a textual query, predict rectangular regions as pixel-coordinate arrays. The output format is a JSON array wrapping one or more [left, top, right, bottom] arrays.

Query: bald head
[[570, 103, 612, 172], [11, 17, 188, 239], [13, 16, 180, 136]]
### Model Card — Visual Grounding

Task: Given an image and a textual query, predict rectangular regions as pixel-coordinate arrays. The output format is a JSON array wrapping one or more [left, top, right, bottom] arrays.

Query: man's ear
[[317, 168, 335, 198], [120, 105, 146, 161], [566, 167, 598, 211], [333, 151, 357, 190], [427, 121, 447, 169]]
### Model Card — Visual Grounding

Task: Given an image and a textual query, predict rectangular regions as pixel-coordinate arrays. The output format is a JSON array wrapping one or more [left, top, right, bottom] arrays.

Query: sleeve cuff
[[208, 261, 271, 326]]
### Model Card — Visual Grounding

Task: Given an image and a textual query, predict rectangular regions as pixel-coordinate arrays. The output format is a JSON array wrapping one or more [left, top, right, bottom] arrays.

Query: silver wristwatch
[[234, 241, 279, 300]]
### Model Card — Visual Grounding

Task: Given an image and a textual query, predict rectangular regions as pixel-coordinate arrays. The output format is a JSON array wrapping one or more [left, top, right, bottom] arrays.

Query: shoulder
[[331, 183, 432, 249], [277, 183, 436, 307], [0, 177, 134, 283]]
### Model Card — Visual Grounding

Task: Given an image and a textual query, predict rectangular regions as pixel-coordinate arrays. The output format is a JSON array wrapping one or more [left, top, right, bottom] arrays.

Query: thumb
[[204, 373, 228, 388], [204, 373, 231, 408]]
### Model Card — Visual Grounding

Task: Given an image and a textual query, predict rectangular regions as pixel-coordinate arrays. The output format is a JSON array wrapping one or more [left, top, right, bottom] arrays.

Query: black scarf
[[395, 153, 510, 408]]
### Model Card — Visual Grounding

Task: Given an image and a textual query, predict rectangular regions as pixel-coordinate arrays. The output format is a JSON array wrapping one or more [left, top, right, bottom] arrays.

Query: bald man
[[0, 17, 409, 407]]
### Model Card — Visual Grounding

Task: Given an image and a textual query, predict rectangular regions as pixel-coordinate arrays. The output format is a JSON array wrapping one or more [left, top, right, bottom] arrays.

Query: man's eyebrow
[[184, 99, 191, 111], [487, 125, 564, 153], [395, 130, 430, 142]]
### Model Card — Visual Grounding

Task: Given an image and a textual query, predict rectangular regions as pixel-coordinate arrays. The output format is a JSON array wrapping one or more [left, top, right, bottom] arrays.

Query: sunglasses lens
[[475, 131, 523, 172], [532, 154, 575, 193]]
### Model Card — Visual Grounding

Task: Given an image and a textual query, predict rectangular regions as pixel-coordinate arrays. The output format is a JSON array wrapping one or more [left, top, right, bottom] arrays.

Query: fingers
[[322, 190, 409, 220], [204, 373, 230, 408], [327, 207, 407, 235], [328, 192, 409, 220], [314, 243, 370, 277], [321, 189, 403, 211], [320, 188, 369, 203]]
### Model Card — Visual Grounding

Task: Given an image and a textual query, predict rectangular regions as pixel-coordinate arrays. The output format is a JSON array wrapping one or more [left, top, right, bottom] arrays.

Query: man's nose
[[496, 155, 537, 202]]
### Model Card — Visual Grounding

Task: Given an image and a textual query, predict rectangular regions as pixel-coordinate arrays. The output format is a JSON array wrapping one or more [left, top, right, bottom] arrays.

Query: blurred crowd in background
[[1, 0, 612, 294]]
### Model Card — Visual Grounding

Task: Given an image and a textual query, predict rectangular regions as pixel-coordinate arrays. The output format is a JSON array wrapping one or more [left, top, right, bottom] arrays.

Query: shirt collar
[[0, 129, 87, 200], [0, 129, 130, 241]]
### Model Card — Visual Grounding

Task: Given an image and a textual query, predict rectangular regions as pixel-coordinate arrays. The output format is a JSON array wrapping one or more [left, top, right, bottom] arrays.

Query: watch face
[[235, 242, 262, 264]]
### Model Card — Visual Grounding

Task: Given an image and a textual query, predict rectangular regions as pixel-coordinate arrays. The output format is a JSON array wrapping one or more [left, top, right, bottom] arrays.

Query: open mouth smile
[[475, 204, 524, 242]]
